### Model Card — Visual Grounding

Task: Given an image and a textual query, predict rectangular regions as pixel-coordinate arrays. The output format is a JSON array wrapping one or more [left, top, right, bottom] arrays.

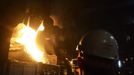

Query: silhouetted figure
[[76, 30, 119, 75]]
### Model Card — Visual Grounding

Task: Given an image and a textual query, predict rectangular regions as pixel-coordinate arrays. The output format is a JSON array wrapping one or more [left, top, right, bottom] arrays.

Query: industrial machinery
[[6, 16, 61, 75]]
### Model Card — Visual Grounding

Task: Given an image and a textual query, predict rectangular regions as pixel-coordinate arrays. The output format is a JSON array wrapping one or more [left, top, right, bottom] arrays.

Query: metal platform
[[7, 61, 61, 75]]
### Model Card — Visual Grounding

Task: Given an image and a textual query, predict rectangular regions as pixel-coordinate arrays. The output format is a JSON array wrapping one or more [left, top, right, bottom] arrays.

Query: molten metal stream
[[11, 20, 46, 63]]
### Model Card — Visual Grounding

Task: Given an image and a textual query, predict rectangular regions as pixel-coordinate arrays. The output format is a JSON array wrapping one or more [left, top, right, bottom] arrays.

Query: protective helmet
[[76, 30, 119, 60]]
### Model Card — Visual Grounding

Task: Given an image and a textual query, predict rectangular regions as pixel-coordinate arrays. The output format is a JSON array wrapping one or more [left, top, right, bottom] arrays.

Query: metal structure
[[7, 61, 61, 75]]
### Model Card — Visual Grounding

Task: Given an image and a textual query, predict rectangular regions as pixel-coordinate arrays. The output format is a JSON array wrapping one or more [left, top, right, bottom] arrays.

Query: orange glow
[[37, 21, 44, 31], [11, 20, 46, 63]]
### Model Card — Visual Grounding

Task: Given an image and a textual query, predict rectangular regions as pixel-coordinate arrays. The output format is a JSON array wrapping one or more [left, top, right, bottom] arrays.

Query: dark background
[[0, 0, 134, 74]]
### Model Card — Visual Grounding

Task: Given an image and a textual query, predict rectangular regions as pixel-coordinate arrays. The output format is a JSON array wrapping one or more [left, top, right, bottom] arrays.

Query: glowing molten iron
[[12, 20, 45, 63]]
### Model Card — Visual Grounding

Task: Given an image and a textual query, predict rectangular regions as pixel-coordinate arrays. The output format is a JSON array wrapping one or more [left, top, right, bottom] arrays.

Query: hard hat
[[77, 30, 119, 60]]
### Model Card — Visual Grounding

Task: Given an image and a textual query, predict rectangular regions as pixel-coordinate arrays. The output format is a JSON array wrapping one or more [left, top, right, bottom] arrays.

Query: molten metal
[[10, 20, 46, 63]]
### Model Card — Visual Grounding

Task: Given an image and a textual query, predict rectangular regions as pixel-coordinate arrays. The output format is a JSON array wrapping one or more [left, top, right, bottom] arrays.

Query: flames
[[10, 20, 46, 63]]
